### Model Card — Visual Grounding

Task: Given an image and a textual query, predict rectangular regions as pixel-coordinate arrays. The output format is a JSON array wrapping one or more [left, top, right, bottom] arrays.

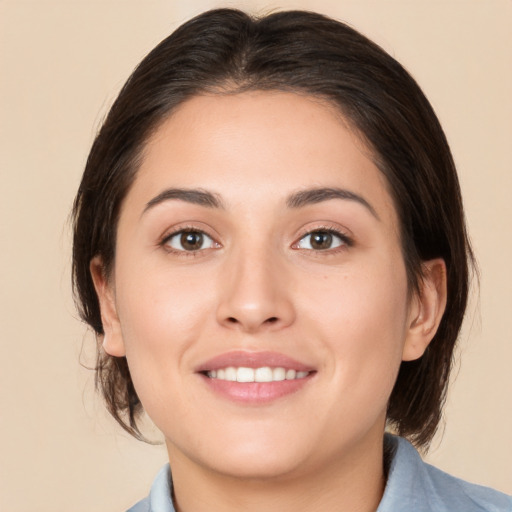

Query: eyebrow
[[286, 187, 379, 219], [143, 186, 378, 219], [143, 188, 224, 214]]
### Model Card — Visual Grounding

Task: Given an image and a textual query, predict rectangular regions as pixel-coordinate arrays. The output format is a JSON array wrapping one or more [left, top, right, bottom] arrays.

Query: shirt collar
[[377, 434, 430, 512], [148, 463, 175, 512]]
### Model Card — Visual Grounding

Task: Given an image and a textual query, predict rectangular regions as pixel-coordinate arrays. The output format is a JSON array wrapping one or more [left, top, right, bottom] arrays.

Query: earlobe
[[90, 256, 126, 357], [402, 258, 447, 361]]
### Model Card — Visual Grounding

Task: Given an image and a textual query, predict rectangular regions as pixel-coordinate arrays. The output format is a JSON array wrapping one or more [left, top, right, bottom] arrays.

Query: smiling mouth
[[196, 351, 315, 403], [205, 367, 311, 382]]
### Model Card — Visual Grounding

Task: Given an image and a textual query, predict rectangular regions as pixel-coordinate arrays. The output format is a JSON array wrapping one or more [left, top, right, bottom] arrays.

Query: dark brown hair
[[72, 8, 473, 447]]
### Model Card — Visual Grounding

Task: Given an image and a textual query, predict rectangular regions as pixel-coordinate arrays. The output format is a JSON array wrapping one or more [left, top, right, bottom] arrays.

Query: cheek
[[113, 260, 216, 397], [113, 274, 215, 436], [302, 257, 410, 390], [116, 253, 214, 339]]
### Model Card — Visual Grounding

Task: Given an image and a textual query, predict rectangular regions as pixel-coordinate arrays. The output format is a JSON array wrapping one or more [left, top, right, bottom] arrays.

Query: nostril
[[222, 315, 285, 330]]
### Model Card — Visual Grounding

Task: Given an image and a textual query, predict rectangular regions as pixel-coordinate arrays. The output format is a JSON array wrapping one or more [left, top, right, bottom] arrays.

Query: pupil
[[181, 232, 203, 250], [311, 232, 332, 250]]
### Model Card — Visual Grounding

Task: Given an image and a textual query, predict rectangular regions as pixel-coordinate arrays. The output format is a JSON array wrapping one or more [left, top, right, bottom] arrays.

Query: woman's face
[[94, 91, 436, 480]]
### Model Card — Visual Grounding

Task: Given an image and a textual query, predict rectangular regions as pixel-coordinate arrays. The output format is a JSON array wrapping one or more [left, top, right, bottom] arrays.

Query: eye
[[296, 230, 347, 251], [164, 230, 216, 252]]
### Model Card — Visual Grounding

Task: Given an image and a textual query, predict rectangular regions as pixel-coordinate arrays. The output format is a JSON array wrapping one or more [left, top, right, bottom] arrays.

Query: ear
[[402, 258, 447, 361], [90, 256, 126, 357]]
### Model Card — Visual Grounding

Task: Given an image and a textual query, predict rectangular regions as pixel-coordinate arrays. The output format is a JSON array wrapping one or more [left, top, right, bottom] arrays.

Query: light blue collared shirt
[[127, 435, 512, 511]]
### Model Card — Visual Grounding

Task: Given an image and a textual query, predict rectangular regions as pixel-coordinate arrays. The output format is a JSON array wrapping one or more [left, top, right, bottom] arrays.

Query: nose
[[216, 248, 296, 333]]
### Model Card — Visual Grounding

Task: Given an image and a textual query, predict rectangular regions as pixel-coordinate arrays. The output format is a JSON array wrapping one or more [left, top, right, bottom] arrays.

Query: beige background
[[1, 0, 511, 510]]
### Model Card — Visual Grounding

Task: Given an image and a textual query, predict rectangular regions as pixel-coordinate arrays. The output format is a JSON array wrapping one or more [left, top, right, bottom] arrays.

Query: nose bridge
[[216, 242, 295, 332]]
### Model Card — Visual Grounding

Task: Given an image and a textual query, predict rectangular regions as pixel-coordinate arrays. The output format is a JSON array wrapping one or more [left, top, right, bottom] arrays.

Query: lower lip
[[200, 374, 314, 404]]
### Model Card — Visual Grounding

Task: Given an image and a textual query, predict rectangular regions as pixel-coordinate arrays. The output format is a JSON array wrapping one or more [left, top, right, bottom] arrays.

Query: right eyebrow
[[142, 188, 225, 215], [286, 187, 379, 220]]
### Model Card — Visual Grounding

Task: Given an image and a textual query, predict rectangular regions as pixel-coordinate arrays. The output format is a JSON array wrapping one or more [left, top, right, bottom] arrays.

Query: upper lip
[[195, 351, 315, 373]]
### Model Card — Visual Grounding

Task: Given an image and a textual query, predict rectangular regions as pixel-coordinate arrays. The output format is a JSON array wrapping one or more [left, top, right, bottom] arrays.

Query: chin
[[203, 447, 311, 481], [167, 423, 318, 481]]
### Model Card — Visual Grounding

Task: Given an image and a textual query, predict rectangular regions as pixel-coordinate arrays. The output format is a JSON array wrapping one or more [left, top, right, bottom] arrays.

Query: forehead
[[126, 91, 397, 224]]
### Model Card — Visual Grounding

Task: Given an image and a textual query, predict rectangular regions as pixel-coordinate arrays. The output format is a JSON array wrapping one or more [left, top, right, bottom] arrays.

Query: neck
[[167, 433, 386, 512]]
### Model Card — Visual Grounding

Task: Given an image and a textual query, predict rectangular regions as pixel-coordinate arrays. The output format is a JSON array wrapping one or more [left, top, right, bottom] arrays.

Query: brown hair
[[72, 8, 473, 447]]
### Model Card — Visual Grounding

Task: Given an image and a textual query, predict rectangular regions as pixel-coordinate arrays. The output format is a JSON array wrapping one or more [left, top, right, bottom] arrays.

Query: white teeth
[[285, 369, 296, 380], [225, 367, 237, 381], [273, 367, 286, 381], [236, 367, 254, 382], [206, 366, 310, 382], [255, 367, 273, 382]]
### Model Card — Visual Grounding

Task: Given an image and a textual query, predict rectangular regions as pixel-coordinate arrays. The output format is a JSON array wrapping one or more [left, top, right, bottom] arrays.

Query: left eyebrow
[[142, 188, 225, 215], [286, 187, 379, 220]]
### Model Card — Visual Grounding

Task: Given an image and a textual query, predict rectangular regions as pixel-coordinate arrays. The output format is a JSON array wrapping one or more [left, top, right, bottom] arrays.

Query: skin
[[92, 91, 446, 512]]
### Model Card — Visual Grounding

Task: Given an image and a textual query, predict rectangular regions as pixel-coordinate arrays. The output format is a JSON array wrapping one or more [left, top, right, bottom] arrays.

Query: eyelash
[[160, 226, 219, 257], [292, 226, 353, 253], [159, 225, 353, 256]]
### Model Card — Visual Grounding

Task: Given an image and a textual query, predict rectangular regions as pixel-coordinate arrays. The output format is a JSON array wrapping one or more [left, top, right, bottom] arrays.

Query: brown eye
[[165, 230, 215, 251], [297, 230, 345, 251], [181, 231, 204, 250], [310, 232, 333, 250]]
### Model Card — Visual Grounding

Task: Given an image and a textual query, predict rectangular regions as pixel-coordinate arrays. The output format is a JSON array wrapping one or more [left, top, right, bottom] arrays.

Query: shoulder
[[126, 464, 175, 512], [378, 435, 512, 512], [424, 458, 512, 511], [126, 497, 150, 512]]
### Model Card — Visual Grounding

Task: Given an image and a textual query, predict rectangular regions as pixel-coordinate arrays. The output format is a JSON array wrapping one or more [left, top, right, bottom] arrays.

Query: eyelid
[[291, 224, 354, 251], [159, 223, 221, 254], [157, 222, 353, 255]]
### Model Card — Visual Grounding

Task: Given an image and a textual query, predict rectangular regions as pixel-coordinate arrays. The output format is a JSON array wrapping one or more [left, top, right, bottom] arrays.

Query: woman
[[72, 8, 512, 512]]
